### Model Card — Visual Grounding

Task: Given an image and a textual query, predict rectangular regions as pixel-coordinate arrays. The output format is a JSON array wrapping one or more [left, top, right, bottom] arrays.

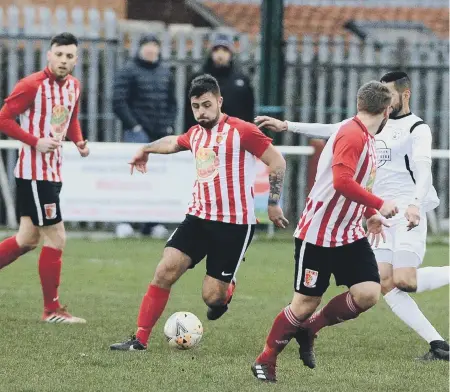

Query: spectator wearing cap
[[184, 33, 255, 129], [113, 33, 177, 143], [113, 33, 175, 238]]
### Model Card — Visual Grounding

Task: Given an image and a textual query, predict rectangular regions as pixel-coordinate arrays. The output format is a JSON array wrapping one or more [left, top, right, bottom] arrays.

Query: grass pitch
[[0, 236, 448, 392]]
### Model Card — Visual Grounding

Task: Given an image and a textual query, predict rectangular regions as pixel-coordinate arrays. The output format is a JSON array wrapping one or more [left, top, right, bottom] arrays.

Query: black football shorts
[[293, 237, 380, 296], [16, 178, 63, 227], [166, 214, 255, 283]]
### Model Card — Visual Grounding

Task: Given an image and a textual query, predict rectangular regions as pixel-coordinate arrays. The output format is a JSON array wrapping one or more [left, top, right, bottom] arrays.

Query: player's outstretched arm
[[142, 135, 186, 155], [254, 115, 343, 139], [285, 121, 341, 139], [129, 136, 186, 174], [259, 144, 289, 228]]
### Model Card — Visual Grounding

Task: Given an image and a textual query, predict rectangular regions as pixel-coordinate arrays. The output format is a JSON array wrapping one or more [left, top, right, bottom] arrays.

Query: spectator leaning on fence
[[184, 34, 255, 130], [113, 33, 177, 238]]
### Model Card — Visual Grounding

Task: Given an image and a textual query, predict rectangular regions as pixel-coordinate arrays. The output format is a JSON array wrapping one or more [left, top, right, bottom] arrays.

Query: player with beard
[[255, 71, 449, 364], [110, 74, 288, 351], [0, 32, 89, 323], [251, 81, 399, 382]]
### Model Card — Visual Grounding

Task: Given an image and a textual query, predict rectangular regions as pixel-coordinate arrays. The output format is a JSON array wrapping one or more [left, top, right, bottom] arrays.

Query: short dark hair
[[50, 32, 78, 47], [380, 71, 411, 93], [189, 74, 220, 99], [357, 80, 392, 115]]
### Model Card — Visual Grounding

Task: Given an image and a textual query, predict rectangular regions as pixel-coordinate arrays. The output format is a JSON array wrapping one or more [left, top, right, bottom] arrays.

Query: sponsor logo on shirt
[[195, 147, 220, 182], [50, 105, 70, 138], [375, 140, 391, 168]]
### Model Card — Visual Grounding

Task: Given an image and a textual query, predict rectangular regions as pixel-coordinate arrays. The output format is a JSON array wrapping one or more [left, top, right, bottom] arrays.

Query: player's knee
[[153, 269, 177, 288], [152, 259, 182, 288], [16, 231, 40, 250], [393, 273, 417, 292], [152, 248, 191, 288], [380, 275, 395, 295], [202, 290, 227, 307], [290, 293, 321, 320], [353, 292, 379, 310], [351, 283, 380, 310], [44, 231, 66, 250]]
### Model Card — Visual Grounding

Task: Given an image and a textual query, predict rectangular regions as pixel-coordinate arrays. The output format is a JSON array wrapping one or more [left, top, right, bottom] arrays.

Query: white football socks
[[416, 266, 450, 293], [384, 288, 443, 343]]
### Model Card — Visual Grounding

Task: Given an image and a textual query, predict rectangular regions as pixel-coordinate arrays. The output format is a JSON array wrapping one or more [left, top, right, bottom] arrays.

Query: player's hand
[[379, 200, 399, 219], [129, 147, 149, 174], [76, 140, 89, 157], [254, 116, 288, 132], [405, 204, 420, 231], [268, 204, 289, 229], [366, 214, 390, 248], [35, 137, 61, 153]]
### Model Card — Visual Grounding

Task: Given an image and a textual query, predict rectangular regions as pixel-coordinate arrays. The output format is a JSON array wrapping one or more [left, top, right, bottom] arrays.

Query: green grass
[[0, 237, 448, 392]]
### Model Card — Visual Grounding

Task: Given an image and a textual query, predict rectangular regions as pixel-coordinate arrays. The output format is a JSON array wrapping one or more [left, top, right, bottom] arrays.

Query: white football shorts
[[372, 212, 427, 268]]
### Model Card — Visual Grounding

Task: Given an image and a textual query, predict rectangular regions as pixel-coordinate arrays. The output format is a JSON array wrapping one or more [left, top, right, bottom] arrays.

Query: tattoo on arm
[[173, 143, 185, 152], [143, 136, 184, 154], [268, 167, 285, 205]]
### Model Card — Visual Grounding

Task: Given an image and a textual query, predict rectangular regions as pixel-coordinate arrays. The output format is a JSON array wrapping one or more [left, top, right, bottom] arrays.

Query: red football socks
[[136, 284, 171, 346], [0, 236, 32, 269], [302, 291, 364, 335], [257, 306, 301, 364], [38, 246, 62, 312]]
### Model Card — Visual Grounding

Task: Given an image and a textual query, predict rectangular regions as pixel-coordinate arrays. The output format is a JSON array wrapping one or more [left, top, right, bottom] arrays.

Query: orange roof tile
[[204, 2, 449, 40]]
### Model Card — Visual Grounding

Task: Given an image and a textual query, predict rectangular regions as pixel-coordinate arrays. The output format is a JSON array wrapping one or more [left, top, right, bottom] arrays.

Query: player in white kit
[[255, 71, 449, 361]]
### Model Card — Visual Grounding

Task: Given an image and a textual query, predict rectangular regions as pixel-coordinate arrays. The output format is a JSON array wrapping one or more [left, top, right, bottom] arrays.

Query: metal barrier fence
[[0, 5, 448, 226]]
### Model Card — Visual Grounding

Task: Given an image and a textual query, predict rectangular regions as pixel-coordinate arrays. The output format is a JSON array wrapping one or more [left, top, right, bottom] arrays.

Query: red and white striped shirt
[[0, 67, 83, 182], [294, 117, 382, 247], [177, 115, 272, 225]]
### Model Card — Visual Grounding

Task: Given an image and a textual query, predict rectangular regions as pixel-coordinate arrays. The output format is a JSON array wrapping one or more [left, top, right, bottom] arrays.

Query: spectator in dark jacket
[[184, 34, 255, 129], [113, 33, 175, 238], [113, 34, 177, 143]]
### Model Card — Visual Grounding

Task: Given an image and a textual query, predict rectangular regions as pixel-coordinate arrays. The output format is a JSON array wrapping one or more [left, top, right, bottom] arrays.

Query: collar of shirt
[[352, 116, 373, 139]]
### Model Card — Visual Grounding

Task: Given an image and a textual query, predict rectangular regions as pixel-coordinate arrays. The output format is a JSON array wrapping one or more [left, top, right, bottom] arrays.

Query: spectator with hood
[[184, 33, 255, 129]]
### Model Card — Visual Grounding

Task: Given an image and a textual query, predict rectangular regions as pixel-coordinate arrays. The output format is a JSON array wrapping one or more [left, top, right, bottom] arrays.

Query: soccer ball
[[164, 312, 203, 350]]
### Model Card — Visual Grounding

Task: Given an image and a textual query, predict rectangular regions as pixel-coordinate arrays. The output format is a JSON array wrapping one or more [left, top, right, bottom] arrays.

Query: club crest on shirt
[[44, 203, 57, 220], [68, 89, 75, 104], [195, 147, 220, 182], [216, 131, 228, 144], [50, 105, 70, 138], [392, 130, 402, 140], [304, 269, 318, 288]]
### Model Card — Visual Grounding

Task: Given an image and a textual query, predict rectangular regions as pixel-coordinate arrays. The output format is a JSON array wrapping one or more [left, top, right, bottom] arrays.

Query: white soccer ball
[[163, 312, 203, 350]]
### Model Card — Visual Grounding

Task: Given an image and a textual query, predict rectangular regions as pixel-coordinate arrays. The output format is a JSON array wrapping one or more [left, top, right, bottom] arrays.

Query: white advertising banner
[[57, 142, 306, 224], [59, 143, 196, 222]]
